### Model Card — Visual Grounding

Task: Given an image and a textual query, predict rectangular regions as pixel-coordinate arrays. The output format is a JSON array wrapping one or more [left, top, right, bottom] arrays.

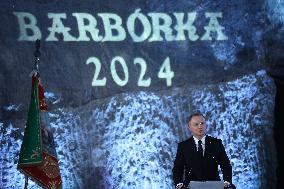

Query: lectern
[[188, 181, 223, 189]]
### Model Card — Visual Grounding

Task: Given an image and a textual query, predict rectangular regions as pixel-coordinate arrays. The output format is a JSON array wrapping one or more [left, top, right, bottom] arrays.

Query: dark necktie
[[198, 140, 203, 157], [198, 140, 205, 180]]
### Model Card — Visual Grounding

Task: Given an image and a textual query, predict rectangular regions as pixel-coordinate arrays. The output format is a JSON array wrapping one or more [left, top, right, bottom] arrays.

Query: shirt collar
[[193, 135, 206, 145]]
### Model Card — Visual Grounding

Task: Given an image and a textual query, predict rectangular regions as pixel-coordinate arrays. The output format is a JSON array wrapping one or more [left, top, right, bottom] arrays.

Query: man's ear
[[187, 124, 191, 131]]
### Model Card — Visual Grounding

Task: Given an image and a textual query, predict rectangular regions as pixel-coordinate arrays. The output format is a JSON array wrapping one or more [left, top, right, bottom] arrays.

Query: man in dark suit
[[172, 112, 233, 189]]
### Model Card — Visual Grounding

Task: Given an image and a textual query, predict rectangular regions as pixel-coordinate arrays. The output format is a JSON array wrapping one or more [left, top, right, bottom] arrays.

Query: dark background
[[0, 0, 283, 188]]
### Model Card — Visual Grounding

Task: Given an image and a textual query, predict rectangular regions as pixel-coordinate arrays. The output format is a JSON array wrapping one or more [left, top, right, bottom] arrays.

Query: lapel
[[187, 136, 204, 178], [204, 136, 211, 158], [204, 136, 215, 164], [188, 136, 197, 154], [187, 137, 200, 161], [186, 136, 214, 162]]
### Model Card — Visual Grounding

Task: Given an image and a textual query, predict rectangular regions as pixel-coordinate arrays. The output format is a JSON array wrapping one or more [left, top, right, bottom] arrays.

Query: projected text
[[86, 56, 174, 87], [13, 9, 228, 42]]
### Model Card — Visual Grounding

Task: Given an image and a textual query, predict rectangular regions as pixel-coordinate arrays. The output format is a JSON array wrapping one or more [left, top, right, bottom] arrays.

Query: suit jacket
[[172, 135, 232, 187]]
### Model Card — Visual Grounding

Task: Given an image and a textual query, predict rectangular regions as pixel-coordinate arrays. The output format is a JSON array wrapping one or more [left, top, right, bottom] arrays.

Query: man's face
[[188, 115, 206, 139]]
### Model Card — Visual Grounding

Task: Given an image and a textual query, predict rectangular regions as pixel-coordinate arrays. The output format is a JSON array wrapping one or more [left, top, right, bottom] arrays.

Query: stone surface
[[0, 0, 273, 112], [0, 70, 277, 189], [0, 0, 282, 188]]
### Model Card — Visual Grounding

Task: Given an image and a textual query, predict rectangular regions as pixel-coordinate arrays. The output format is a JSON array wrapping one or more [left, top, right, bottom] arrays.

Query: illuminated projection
[[0, 0, 280, 189], [0, 71, 276, 189], [13, 10, 227, 42], [86, 57, 173, 87]]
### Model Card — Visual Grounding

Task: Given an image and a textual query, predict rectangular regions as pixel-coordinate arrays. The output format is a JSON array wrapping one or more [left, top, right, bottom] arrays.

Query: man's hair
[[188, 112, 205, 123]]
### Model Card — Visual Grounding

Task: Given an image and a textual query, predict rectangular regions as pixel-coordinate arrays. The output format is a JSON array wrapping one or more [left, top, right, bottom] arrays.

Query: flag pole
[[34, 39, 41, 71], [23, 39, 41, 189], [24, 176, 28, 189]]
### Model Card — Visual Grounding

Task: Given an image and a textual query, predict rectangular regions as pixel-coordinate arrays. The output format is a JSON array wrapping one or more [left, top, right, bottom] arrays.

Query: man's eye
[[193, 122, 204, 126]]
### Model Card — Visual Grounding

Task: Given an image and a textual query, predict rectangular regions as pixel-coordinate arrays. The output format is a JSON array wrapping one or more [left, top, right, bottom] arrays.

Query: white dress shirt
[[193, 135, 206, 156]]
